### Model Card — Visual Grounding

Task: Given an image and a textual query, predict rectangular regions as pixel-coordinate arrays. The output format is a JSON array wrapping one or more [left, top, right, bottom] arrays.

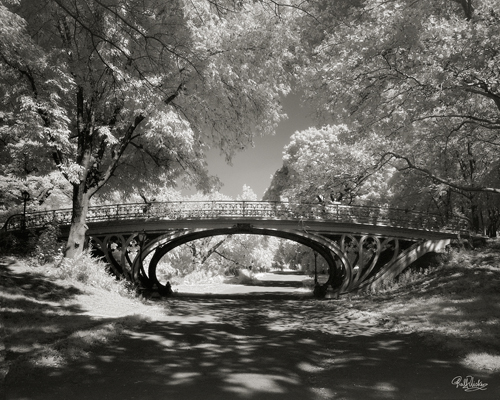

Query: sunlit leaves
[[268, 125, 394, 205], [292, 0, 500, 229], [180, 0, 299, 159], [300, 0, 500, 158], [0, 0, 299, 210]]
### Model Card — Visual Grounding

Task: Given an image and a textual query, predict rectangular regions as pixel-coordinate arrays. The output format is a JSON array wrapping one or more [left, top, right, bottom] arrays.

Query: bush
[[0, 222, 64, 264], [0, 230, 37, 255], [52, 250, 134, 297], [363, 255, 446, 295], [34, 222, 63, 264], [176, 269, 226, 285]]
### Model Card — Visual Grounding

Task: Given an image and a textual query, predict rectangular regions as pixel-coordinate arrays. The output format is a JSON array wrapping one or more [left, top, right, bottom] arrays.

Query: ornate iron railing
[[1, 201, 468, 233]]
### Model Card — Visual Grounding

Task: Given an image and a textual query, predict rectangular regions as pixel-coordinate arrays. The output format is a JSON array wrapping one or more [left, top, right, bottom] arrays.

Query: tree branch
[[383, 152, 500, 194], [92, 113, 145, 195], [201, 238, 228, 264]]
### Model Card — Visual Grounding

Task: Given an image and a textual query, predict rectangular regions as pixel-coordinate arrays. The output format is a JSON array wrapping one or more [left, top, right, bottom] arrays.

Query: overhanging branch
[[383, 152, 500, 194]]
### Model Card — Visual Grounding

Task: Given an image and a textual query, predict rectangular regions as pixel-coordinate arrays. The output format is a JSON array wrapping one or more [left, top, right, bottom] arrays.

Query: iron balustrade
[[1, 201, 468, 233]]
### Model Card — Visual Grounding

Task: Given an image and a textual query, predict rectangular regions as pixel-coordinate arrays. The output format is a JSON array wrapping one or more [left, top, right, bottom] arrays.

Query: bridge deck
[[2, 200, 466, 239], [80, 218, 457, 241]]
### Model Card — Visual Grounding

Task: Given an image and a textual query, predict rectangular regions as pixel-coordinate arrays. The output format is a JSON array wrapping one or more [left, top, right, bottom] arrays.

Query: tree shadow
[[5, 296, 499, 400], [367, 258, 500, 356], [0, 257, 123, 387], [243, 280, 305, 288]]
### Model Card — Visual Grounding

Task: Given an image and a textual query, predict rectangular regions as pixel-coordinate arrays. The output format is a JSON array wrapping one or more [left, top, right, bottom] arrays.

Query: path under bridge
[[2, 201, 466, 296]]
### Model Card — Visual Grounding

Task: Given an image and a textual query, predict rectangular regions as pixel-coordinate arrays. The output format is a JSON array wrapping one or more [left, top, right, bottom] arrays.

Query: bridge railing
[[1, 201, 468, 233]]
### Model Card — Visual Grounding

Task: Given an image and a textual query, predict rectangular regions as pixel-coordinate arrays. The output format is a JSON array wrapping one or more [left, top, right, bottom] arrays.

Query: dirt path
[[5, 295, 499, 400]]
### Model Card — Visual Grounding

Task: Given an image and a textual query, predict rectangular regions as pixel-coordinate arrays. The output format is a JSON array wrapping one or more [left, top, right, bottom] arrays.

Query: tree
[[273, 239, 327, 272], [264, 125, 395, 205], [0, 172, 72, 221], [0, 0, 300, 257], [237, 184, 258, 201], [292, 0, 500, 229]]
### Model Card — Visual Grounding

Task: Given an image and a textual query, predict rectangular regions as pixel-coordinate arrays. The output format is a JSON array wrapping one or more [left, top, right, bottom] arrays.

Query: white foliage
[[0, 0, 299, 204]]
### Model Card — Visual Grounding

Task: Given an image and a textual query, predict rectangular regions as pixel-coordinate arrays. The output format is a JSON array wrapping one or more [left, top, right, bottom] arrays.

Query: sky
[[203, 93, 315, 200]]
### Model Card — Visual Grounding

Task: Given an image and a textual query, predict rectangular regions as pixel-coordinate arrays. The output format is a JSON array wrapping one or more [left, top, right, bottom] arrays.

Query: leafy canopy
[[265, 125, 394, 205], [0, 0, 300, 205], [298, 0, 500, 195]]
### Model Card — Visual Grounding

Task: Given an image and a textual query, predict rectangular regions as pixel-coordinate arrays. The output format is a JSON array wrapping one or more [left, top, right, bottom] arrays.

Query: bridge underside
[[82, 219, 453, 297]]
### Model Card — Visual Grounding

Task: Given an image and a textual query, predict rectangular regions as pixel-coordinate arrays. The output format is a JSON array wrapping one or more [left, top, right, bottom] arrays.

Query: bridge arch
[[134, 225, 353, 293]]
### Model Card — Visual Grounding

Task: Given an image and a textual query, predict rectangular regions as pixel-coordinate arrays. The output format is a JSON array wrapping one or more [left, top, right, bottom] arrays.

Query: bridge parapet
[[2, 200, 467, 233]]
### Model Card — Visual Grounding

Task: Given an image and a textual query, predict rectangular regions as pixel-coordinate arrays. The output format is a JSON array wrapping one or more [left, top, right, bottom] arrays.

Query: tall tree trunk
[[64, 183, 91, 258], [63, 85, 95, 259]]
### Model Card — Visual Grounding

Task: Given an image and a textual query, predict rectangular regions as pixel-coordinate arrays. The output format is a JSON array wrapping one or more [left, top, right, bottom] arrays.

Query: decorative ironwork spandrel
[[349, 236, 381, 289], [335, 234, 406, 292], [341, 235, 360, 272], [103, 235, 127, 276]]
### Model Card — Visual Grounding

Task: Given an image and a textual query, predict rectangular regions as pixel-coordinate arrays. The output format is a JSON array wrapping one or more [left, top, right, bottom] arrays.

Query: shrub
[[0, 222, 64, 265], [177, 268, 226, 285], [0, 230, 37, 256], [52, 250, 134, 296], [363, 256, 446, 295], [34, 222, 63, 264]]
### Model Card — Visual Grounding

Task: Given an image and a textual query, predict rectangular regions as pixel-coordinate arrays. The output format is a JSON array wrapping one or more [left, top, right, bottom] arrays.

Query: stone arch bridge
[[3, 201, 466, 297]]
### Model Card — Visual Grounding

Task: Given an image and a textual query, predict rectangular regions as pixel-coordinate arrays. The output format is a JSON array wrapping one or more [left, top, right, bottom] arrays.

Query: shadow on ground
[[357, 250, 500, 357], [1, 258, 88, 361], [5, 296, 500, 400], [0, 258, 131, 400]]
